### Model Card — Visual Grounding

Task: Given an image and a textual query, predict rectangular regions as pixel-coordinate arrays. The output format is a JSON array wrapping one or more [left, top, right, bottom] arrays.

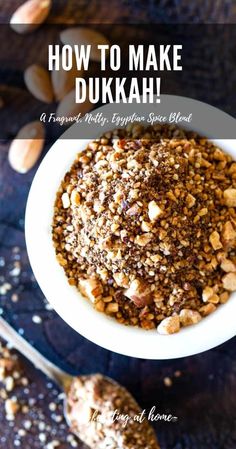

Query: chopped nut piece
[[61, 192, 70, 209], [222, 272, 236, 291], [79, 278, 103, 303], [125, 279, 153, 308], [220, 258, 236, 273], [113, 190, 124, 203], [157, 316, 180, 335], [209, 231, 222, 250], [135, 233, 153, 246], [96, 267, 108, 281], [228, 163, 236, 175], [56, 253, 67, 267], [220, 291, 230, 303], [95, 300, 105, 312], [208, 294, 219, 304], [93, 201, 105, 213], [221, 221, 236, 249], [5, 376, 14, 392], [163, 377, 173, 387], [179, 309, 202, 326], [70, 189, 80, 206], [5, 398, 19, 420], [141, 221, 152, 232], [202, 286, 214, 302], [113, 272, 129, 288], [186, 193, 196, 208], [106, 302, 119, 313], [148, 201, 162, 221], [213, 148, 226, 161], [126, 203, 141, 216], [198, 207, 208, 216], [224, 188, 236, 207], [200, 303, 216, 316]]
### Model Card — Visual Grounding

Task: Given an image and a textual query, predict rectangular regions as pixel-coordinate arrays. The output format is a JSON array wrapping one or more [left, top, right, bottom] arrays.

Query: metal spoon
[[0, 316, 160, 449]]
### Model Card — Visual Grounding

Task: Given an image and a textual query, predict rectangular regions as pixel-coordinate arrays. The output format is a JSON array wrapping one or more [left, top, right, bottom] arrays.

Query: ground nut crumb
[[52, 124, 236, 332]]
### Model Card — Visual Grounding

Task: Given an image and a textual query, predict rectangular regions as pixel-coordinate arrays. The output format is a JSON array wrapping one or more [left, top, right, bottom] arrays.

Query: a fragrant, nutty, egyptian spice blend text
[[52, 125, 236, 334]]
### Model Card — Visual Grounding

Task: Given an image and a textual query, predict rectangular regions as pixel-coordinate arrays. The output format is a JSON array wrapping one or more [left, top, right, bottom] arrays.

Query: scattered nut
[[24, 64, 53, 103], [60, 27, 109, 62], [8, 121, 45, 173], [10, 0, 51, 34], [56, 88, 92, 121], [5, 398, 19, 420], [52, 55, 82, 101]]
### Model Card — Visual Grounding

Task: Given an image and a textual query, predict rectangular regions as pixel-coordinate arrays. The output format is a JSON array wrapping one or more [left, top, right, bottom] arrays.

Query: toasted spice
[[52, 124, 236, 334]]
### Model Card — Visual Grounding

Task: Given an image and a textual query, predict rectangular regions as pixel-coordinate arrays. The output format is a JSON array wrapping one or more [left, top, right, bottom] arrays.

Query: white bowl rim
[[25, 95, 236, 360]]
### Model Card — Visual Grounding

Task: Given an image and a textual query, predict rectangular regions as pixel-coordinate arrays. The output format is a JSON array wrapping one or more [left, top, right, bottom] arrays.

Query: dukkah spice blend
[[52, 124, 236, 334]]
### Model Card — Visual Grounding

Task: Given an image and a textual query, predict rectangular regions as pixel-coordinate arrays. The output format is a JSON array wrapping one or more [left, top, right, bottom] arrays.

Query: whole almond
[[60, 27, 109, 62], [8, 121, 45, 173], [10, 0, 51, 34], [24, 64, 54, 103], [51, 54, 83, 101], [56, 88, 92, 122]]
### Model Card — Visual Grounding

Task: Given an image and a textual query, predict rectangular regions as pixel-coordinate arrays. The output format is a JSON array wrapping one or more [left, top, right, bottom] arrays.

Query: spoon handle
[[0, 316, 73, 390]]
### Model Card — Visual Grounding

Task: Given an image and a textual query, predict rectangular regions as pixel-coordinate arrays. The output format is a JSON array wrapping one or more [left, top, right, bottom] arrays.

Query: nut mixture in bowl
[[52, 124, 236, 334]]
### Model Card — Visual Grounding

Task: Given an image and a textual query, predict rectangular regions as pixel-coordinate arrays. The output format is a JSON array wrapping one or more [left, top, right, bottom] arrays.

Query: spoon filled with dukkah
[[0, 317, 160, 449]]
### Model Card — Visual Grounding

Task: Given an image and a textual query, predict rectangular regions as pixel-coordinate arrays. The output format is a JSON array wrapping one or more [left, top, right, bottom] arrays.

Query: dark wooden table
[[1, 1, 236, 448]]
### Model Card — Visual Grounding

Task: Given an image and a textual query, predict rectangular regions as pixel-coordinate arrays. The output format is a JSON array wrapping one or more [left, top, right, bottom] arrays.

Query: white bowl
[[25, 95, 236, 359]]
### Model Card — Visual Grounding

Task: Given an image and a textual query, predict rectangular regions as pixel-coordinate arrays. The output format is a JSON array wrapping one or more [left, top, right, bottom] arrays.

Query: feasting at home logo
[[90, 406, 178, 427]]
